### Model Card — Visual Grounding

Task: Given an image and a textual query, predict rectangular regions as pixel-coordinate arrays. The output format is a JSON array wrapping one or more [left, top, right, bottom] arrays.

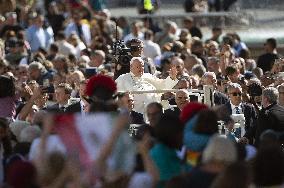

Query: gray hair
[[9, 121, 31, 141], [91, 50, 105, 59], [19, 125, 41, 143], [176, 89, 190, 98], [192, 64, 206, 78], [227, 83, 242, 93], [263, 87, 279, 104], [203, 72, 216, 80], [202, 134, 237, 164], [208, 57, 220, 64], [245, 59, 257, 71], [28, 61, 45, 72]]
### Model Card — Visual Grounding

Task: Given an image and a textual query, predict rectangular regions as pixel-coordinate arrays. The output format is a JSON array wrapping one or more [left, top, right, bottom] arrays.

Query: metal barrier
[[124, 11, 253, 28], [122, 85, 215, 107]]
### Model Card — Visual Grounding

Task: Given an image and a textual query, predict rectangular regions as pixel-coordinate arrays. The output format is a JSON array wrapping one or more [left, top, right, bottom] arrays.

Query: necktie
[[235, 107, 240, 114], [234, 106, 241, 138]]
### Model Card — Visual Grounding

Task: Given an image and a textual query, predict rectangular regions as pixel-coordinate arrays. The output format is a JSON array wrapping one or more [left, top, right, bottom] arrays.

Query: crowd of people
[[0, 0, 284, 188]]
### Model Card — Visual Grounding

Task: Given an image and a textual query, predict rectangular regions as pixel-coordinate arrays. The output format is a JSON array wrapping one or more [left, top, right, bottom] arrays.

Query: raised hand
[[169, 65, 177, 80]]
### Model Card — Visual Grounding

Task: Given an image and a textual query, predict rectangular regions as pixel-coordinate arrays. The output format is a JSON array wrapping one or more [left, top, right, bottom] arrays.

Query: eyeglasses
[[230, 92, 242, 96]]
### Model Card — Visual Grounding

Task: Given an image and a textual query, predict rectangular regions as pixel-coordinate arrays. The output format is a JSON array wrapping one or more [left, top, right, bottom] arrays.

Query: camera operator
[[128, 38, 155, 74], [114, 38, 155, 79]]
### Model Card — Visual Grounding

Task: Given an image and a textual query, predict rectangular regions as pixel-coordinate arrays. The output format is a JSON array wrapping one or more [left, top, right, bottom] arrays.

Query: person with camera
[[221, 83, 257, 141], [115, 57, 178, 114], [114, 38, 155, 80]]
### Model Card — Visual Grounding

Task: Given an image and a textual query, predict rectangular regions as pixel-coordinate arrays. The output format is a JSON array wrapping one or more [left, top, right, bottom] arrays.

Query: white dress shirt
[[230, 102, 243, 114]]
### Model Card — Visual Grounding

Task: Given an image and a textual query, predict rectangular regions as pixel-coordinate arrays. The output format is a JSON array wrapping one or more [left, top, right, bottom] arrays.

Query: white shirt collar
[[59, 104, 69, 109], [230, 101, 242, 113]]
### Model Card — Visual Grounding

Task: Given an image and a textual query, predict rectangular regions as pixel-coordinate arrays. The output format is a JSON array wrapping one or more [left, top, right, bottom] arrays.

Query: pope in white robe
[[115, 57, 178, 114]]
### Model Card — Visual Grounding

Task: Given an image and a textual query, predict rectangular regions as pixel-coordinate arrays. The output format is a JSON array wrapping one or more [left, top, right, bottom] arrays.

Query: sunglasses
[[230, 92, 242, 96]]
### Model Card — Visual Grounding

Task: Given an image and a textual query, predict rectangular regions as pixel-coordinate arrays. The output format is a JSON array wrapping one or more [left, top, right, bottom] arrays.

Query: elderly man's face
[[175, 91, 190, 110], [130, 59, 144, 77], [202, 75, 216, 86], [172, 58, 184, 75], [28, 68, 40, 80]]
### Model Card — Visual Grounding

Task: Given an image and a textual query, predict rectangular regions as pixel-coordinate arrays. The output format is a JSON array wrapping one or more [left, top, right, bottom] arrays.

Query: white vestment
[[115, 73, 178, 113]]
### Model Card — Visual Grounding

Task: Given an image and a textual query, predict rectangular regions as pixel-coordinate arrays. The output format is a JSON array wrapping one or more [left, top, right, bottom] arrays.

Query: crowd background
[[0, 0, 284, 188]]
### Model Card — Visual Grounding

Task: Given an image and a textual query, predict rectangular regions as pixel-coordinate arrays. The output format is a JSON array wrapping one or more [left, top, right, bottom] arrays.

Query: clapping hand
[[169, 65, 177, 80]]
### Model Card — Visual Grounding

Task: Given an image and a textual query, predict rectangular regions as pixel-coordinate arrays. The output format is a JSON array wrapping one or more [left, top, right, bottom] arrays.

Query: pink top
[[0, 96, 18, 118]]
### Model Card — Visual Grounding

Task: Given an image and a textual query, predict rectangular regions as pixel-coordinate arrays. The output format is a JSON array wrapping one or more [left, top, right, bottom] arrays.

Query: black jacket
[[214, 91, 229, 106], [164, 107, 181, 118], [130, 111, 145, 125], [65, 102, 82, 113], [46, 103, 66, 113], [254, 103, 284, 145], [257, 53, 279, 73]]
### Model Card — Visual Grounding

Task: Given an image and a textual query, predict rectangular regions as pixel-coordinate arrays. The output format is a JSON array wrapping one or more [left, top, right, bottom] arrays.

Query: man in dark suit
[[46, 83, 72, 113], [257, 38, 279, 73], [117, 92, 144, 124], [165, 89, 190, 118], [248, 87, 284, 146], [221, 83, 257, 141], [65, 80, 89, 114]]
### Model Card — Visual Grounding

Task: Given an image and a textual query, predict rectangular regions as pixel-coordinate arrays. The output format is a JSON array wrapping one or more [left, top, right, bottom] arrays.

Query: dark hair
[[225, 65, 238, 76], [266, 38, 277, 49], [81, 48, 91, 57], [239, 48, 250, 60], [253, 145, 284, 186], [56, 83, 72, 95], [0, 75, 15, 98], [154, 114, 184, 148], [144, 30, 153, 40], [212, 27, 222, 32], [49, 43, 58, 53], [211, 162, 251, 188], [194, 109, 219, 135], [56, 31, 65, 40], [222, 35, 234, 47], [147, 102, 163, 113]]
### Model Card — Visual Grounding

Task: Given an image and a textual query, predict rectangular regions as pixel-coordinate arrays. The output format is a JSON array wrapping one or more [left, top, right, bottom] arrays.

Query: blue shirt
[[150, 143, 190, 187], [26, 25, 53, 52], [26, 25, 45, 52]]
